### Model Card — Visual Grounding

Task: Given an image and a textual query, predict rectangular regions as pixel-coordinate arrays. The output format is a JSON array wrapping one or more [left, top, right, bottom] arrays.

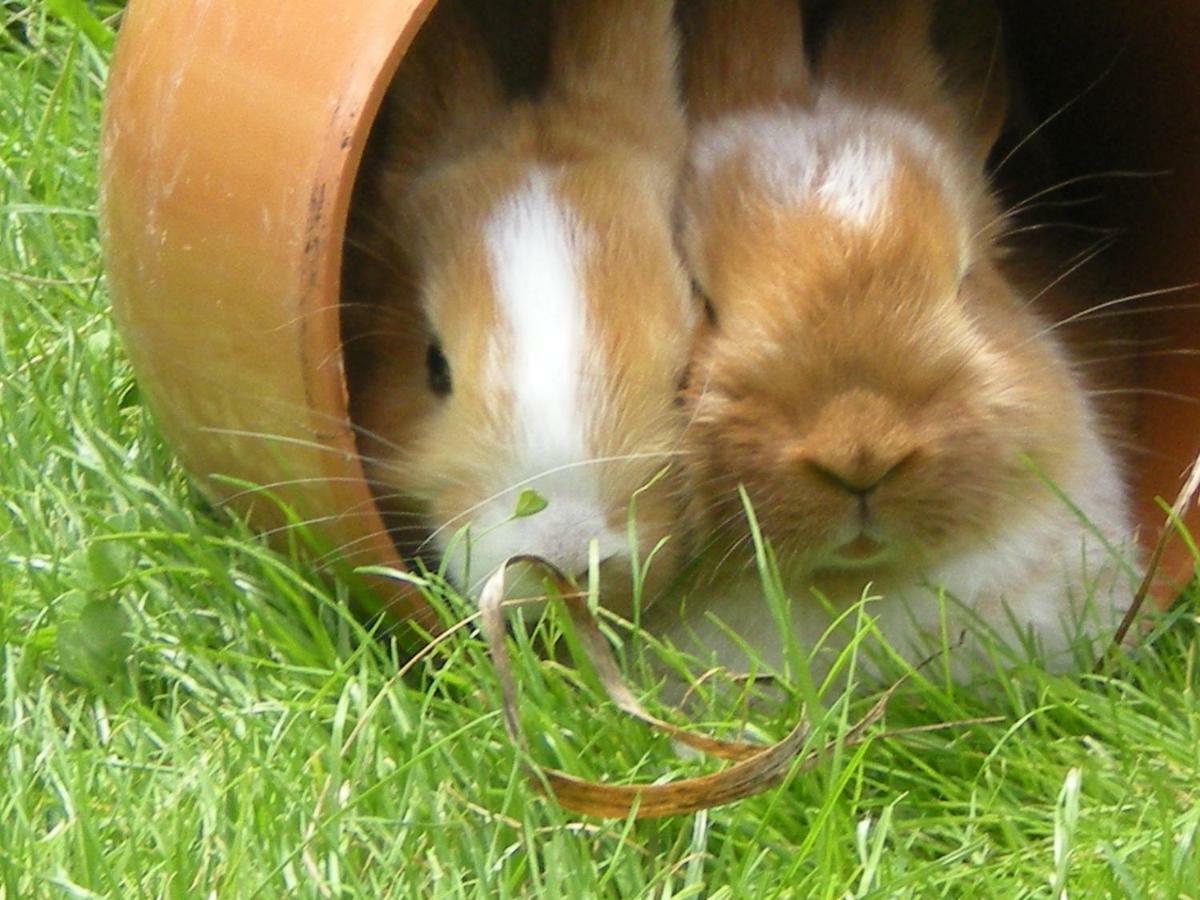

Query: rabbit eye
[[691, 278, 718, 327], [674, 363, 693, 405], [426, 340, 452, 397]]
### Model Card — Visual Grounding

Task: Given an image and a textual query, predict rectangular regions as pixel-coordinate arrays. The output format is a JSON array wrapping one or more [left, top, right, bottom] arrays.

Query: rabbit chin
[[816, 534, 897, 571], [766, 507, 943, 583]]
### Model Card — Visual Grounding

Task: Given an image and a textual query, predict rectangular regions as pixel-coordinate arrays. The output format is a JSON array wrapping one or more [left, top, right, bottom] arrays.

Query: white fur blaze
[[815, 136, 894, 229], [692, 100, 962, 235], [444, 169, 626, 586], [488, 169, 592, 467]]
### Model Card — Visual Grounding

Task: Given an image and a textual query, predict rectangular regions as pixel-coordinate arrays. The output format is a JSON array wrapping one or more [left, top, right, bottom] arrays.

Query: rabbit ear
[[932, 0, 1009, 161], [543, 0, 686, 163], [379, 0, 507, 175], [816, 0, 942, 115], [817, 0, 1008, 162], [680, 0, 811, 124]]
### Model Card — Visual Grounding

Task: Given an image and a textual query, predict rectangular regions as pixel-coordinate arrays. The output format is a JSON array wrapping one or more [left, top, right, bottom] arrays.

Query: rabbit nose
[[805, 449, 916, 497]]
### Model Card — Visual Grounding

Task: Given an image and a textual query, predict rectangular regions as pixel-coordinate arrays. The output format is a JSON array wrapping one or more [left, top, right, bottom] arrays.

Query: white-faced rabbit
[[651, 0, 1139, 681], [345, 0, 697, 611]]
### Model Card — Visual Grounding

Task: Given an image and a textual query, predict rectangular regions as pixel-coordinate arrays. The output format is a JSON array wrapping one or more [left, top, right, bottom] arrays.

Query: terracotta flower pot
[[99, 0, 440, 632], [99, 0, 1199, 630]]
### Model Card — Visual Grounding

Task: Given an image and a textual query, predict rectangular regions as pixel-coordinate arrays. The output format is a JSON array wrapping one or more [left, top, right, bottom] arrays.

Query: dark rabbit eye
[[691, 278, 718, 326], [426, 340, 452, 397], [675, 363, 693, 405]]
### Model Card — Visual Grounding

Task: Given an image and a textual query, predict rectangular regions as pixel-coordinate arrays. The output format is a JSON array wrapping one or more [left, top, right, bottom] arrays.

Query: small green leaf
[[85, 328, 112, 357], [512, 489, 549, 519], [56, 596, 133, 687], [67, 539, 132, 593], [86, 539, 130, 592]]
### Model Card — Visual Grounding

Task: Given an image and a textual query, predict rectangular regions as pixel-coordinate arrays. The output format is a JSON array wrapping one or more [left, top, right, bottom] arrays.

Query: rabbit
[[343, 0, 697, 613], [645, 0, 1141, 684]]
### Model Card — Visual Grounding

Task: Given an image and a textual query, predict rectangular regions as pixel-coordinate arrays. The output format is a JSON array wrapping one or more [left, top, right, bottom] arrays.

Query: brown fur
[[816, 0, 1008, 162], [677, 0, 811, 123]]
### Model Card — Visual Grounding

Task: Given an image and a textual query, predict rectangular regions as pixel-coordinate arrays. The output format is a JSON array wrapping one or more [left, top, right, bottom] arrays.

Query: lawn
[[3, 4, 1199, 897]]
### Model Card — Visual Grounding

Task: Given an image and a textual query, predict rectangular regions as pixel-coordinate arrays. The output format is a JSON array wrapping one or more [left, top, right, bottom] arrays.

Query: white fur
[[691, 97, 967, 243], [440, 169, 627, 586], [488, 169, 593, 468], [815, 136, 895, 229]]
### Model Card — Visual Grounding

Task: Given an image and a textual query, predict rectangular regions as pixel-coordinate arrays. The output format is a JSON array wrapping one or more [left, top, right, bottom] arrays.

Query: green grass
[[3, 4, 1200, 897]]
